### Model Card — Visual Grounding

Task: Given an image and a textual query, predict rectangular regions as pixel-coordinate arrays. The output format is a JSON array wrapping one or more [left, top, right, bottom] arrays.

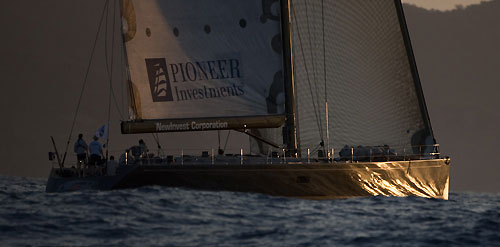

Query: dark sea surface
[[0, 176, 499, 247]]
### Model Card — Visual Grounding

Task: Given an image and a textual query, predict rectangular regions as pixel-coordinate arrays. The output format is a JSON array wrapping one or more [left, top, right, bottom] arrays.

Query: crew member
[[89, 136, 103, 175], [139, 139, 149, 157], [73, 133, 88, 177]]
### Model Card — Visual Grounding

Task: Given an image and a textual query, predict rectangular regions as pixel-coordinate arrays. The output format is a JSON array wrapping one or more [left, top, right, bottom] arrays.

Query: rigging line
[[105, 69, 125, 119], [223, 130, 231, 153], [290, 1, 324, 142], [304, 2, 319, 104], [304, 1, 324, 140], [322, 0, 329, 154], [105, 0, 118, 161], [310, 144, 322, 154], [110, 0, 119, 119], [61, 0, 110, 167], [120, 34, 125, 117], [217, 130, 221, 151], [292, 0, 323, 140], [103, 0, 125, 120], [104, 0, 109, 73], [104, 0, 110, 158], [152, 133, 162, 151]]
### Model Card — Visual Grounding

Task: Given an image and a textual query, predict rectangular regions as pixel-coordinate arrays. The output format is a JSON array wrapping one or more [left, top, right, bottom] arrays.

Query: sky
[[402, 0, 491, 10], [401, 1, 500, 193], [0, 0, 498, 193]]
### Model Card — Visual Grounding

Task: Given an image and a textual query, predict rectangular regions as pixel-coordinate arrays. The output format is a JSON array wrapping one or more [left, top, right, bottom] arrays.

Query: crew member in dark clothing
[[74, 133, 88, 177]]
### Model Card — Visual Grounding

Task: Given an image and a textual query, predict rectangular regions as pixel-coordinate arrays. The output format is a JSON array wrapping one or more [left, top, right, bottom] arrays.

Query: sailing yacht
[[46, 0, 450, 199]]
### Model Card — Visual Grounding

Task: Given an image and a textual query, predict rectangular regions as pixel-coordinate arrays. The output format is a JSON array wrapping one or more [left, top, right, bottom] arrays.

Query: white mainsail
[[121, 0, 286, 133]]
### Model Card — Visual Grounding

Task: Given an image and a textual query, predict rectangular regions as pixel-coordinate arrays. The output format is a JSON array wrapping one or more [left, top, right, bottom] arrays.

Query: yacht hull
[[46, 159, 450, 199]]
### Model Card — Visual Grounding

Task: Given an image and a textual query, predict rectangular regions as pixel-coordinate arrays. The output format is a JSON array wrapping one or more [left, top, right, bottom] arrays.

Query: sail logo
[[146, 58, 174, 102], [145, 58, 245, 103]]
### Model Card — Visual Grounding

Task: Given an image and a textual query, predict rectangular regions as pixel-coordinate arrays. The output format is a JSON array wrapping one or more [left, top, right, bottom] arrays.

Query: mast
[[280, 0, 298, 156]]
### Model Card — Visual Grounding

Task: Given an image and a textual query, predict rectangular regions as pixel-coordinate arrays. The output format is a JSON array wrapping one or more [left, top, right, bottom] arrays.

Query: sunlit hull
[[46, 159, 450, 199]]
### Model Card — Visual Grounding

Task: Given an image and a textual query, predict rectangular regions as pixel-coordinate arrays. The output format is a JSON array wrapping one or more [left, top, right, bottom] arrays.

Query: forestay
[[120, 0, 286, 133]]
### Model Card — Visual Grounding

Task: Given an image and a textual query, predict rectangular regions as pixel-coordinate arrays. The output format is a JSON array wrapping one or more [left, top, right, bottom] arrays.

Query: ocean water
[[0, 176, 499, 247]]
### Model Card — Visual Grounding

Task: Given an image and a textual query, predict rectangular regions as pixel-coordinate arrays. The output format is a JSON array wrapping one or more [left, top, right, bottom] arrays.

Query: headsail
[[293, 0, 434, 156], [251, 0, 436, 157], [120, 0, 286, 133]]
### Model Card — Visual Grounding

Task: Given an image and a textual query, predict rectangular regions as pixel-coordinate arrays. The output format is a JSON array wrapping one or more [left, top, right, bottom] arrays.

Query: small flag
[[95, 124, 109, 139]]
